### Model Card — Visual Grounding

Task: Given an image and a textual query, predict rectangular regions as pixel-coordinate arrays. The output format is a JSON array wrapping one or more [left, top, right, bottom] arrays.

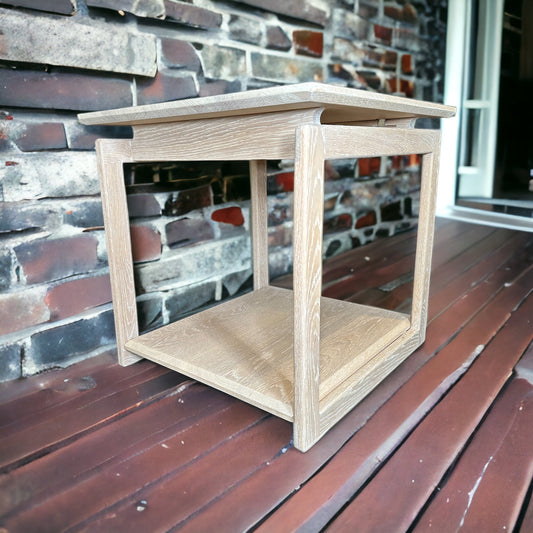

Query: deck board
[[1, 218, 533, 532]]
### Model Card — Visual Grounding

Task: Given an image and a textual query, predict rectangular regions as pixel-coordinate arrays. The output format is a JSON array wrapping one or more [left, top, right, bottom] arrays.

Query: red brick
[[401, 54, 413, 74], [374, 24, 393, 46], [136, 71, 198, 105], [0, 68, 132, 111], [160, 38, 201, 70], [130, 225, 161, 263], [358, 157, 380, 176], [164, 0, 222, 29], [211, 207, 244, 226], [276, 172, 294, 192], [165, 218, 215, 248], [45, 274, 112, 321], [355, 210, 377, 229], [14, 235, 100, 284], [293, 30, 323, 58], [0, 289, 50, 336], [14, 122, 67, 152]]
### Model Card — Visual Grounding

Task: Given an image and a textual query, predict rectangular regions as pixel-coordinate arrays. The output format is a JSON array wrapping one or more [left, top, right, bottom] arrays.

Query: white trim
[[438, 205, 533, 232]]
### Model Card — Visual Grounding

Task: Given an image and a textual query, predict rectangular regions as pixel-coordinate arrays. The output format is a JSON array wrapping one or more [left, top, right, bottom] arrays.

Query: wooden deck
[[1, 218, 533, 532]]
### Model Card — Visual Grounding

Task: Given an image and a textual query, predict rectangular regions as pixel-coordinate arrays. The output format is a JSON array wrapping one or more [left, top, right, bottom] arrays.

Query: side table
[[79, 83, 455, 452]]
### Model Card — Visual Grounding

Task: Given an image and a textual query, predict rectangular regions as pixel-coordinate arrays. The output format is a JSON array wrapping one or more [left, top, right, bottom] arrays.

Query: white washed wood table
[[78, 83, 455, 452]]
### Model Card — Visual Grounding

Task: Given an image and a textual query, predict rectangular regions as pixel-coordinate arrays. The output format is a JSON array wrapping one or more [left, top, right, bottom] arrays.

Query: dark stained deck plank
[[325, 289, 533, 533]]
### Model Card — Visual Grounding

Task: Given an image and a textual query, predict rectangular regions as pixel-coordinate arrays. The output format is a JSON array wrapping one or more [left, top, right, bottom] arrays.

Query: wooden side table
[[79, 83, 455, 452]]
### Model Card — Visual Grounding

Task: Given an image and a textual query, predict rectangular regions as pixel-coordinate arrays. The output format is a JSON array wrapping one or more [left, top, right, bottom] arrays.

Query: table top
[[78, 82, 455, 126]]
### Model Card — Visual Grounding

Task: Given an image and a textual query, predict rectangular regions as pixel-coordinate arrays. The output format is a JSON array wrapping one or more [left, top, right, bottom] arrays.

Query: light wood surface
[[249, 160, 269, 290], [78, 82, 455, 126], [125, 287, 410, 422], [95, 139, 139, 366]]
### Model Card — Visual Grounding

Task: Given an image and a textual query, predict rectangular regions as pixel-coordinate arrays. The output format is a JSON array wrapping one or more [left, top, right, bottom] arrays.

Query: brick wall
[[0, 0, 447, 381]]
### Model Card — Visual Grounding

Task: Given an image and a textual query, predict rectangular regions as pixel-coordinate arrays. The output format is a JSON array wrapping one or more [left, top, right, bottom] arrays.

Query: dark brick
[[165, 218, 215, 248], [358, 1, 378, 19], [266, 26, 291, 51], [87, 0, 165, 18], [223, 175, 250, 202], [130, 225, 161, 263], [0, 68, 132, 112], [293, 30, 323, 58], [29, 309, 116, 368], [211, 206, 244, 226], [0, 249, 14, 291], [14, 234, 100, 284], [199, 80, 242, 97], [166, 281, 216, 322], [387, 77, 414, 97], [137, 294, 164, 332], [136, 71, 198, 105], [14, 122, 67, 152], [0, 343, 22, 383], [356, 69, 382, 90], [324, 213, 353, 234], [67, 124, 132, 150], [232, 0, 328, 26], [164, 0, 222, 29], [45, 274, 112, 321], [229, 14, 263, 45], [63, 199, 104, 228], [160, 38, 201, 70], [163, 185, 213, 216], [0, 201, 59, 233], [0, 289, 50, 336], [0, 0, 76, 15], [127, 193, 162, 218], [381, 200, 403, 221], [251, 52, 323, 84], [325, 239, 342, 257]]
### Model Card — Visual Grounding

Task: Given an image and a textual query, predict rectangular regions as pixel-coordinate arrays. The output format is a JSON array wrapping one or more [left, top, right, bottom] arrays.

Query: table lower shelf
[[125, 286, 410, 421]]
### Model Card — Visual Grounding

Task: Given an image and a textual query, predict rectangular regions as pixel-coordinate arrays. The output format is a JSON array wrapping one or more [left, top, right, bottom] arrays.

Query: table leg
[[249, 160, 269, 290]]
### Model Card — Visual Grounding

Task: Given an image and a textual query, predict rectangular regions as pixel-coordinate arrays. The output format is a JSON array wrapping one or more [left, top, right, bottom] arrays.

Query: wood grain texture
[[78, 82, 455, 126], [292, 124, 326, 451], [130, 108, 323, 161], [125, 287, 409, 425], [95, 139, 139, 366], [249, 160, 269, 290], [321, 125, 440, 158]]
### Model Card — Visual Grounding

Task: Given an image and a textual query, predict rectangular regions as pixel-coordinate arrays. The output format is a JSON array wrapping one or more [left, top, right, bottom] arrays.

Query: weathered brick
[[358, 157, 381, 176], [293, 30, 323, 58], [394, 26, 420, 51], [164, 0, 222, 29], [401, 54, 413, 74], [130, 225, 161, 262], [333, 9, 369, 40], [127, 193, 162, 218], [0, 201, 61, 233], [374, 23, 393, 46], [276, 171, 294, 192], [45, 274, 112, 321], [0, 68, 132, 111], [160, 38, 201, 70], [87, 0, 165, 18], [0, 9, 156, 76], [0, 0, 76, 15], [355, 209, 377, 228], [165, 218, 215, 248], [137, 294, 164, 332], [15, 234, 100, 284], [14, 122, 67, 152], [199, 80, 242, 97], [211, 206, 244, 226], [27, 309, 115, 371], [268, 224, 292, 247], [332, 38, 366, 63], [385, 3, 418, 23], [232, 0, 329, 26], [66, 123, 132, 150], [63, 198, 104, 228], [228, 14, 264, 45], [162, 185, 213, 216], [356, 69, 383, 90], [199, 45, 246, 81], [251, 53, 323, 83], [1, 152, 99, 201], [0, 249, 15, 291], [165, 280, 216, 322], [358, 1, 378, 19], [0, 343, 22, 383], [324, 213, 353, 234], [266, 26, 291, 51], [0, 287, 50, 336], [222, 268, 252, 296], [136, 71, 198, 105], [381, 200, 403, 221]]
